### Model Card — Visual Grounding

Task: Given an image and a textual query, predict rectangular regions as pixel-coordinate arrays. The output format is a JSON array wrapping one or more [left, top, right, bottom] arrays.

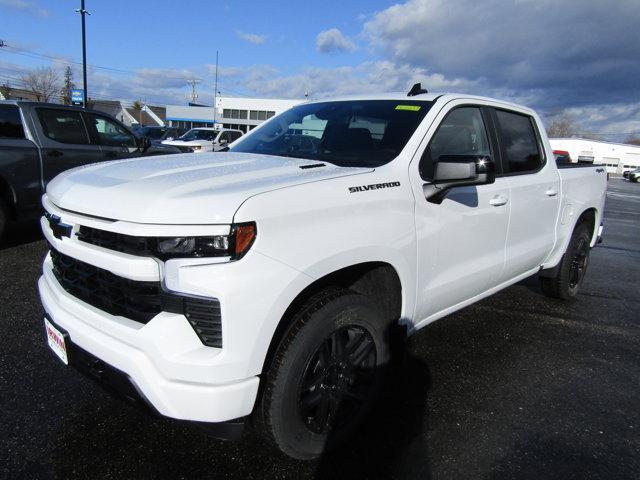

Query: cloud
[[316, 28, 357, 54], [363, 0, 640, 111], [229, 60, 475, 100], [236, 31, 267, 45], [0, 0, 49, 17]]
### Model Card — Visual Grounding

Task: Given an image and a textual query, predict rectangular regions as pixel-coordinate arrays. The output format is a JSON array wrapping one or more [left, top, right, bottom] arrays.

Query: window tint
[[38, 108, 89, 144], [495, 110, 543, 173], [218, 132, 230, 143], [87, 114, 136, 147], [229, 131, 242, 141], [0, 105, 25, 139], [420, 107, 490, 180]]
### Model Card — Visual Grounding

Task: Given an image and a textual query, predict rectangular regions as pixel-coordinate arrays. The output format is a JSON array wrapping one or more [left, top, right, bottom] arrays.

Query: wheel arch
[[541, 206, 599, 276], [576, 207, 598, 246], [0, 174, 17, 219], [259, 261, 403, 376]]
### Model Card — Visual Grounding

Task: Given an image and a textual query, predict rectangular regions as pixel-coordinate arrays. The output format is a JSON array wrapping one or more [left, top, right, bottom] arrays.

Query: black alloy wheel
[[568, 236, 589, 289], [298, 325, 377, 434]]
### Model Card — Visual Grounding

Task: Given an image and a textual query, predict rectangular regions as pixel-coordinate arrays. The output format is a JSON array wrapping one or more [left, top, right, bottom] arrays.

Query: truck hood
[[46, 152, 371, 224]]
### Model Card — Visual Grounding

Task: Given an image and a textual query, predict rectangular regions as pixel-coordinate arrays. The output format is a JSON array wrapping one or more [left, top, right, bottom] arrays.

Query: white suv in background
[[162, 127, 243, 153]]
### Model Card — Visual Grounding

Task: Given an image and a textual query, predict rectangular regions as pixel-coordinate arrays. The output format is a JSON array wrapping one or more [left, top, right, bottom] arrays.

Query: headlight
[[191, 145, 202, 151], [155, 222, 256, 260]]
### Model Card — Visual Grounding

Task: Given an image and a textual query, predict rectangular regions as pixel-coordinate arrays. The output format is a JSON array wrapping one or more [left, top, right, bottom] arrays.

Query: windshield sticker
[[395, 105, 421, 111]]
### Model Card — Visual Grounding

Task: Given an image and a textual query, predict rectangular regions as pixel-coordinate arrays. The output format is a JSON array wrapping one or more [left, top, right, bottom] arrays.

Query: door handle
[[545, 189, 558, 197], [489, 195, 508, 206], [47, 150, 63, 157]]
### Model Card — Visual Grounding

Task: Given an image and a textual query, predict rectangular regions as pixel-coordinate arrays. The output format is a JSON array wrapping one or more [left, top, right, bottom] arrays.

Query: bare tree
[[20, 67, 61, 103], [60, 66, 75, 105], [546, 112, 578, 138], [624, 134, 640, 146]]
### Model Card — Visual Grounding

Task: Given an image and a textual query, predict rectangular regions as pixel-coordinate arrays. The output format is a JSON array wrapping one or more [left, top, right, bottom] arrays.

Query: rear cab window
[[37, 108, 90, 145], [0, 104, 25, 139], [494, 109, 545, 174]]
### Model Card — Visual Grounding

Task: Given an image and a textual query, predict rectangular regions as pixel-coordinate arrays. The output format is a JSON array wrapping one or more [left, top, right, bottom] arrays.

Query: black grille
[[76, 226, 154, 257], [49, 247, 222, 347], [177, 146, 193, 153]]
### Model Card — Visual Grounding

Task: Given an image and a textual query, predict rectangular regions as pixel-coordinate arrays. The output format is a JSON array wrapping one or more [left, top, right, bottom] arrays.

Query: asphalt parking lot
[[1, 177, 638, 480]]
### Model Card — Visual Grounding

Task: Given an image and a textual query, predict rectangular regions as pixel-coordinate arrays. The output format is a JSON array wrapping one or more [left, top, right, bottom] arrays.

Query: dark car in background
[[135, 125, 187, 144], [0, 101, 181, 240]]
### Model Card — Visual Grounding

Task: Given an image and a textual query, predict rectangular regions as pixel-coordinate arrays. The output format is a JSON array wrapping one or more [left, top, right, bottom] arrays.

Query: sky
[[1, 0, 639, 139]]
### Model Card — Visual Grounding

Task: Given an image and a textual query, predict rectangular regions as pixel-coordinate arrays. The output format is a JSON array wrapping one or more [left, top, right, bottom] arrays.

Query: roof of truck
[[304, 92, 536, 115]]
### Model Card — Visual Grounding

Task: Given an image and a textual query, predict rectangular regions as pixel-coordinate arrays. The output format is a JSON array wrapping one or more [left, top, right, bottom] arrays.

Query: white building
[[550, 138, 640, 174], [166, 96, 305, 133]]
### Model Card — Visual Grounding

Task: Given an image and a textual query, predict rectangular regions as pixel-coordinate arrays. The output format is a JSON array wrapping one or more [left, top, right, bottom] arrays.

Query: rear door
[[0, 104, 41, 215], [35, 107, 104, 184], [412, 102, 510, 321], [492, 108, 560, 282], [83, 112, 140, 160]]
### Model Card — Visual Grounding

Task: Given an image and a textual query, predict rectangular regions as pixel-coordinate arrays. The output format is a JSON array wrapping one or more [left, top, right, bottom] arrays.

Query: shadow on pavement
[[314, 345, 433, 479], [0, 220, 42, 250]]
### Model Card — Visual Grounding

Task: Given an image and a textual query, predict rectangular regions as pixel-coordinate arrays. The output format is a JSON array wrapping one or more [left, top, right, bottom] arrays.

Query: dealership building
[[166, 96, 305, 133], [549, 138, 640, 174]]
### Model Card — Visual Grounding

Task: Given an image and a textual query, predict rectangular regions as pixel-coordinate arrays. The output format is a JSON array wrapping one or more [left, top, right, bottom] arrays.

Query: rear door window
[[37, 108, 90, 144], [494, 109, 544, 173], [0, 104, 25, 138]]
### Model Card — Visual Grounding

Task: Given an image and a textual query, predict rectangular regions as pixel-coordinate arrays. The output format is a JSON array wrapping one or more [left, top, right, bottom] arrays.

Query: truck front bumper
[[38, 265, 260, 425]]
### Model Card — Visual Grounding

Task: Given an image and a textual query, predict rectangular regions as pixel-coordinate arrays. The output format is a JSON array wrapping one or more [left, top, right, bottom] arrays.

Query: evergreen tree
[[61, 66, 75, 105]]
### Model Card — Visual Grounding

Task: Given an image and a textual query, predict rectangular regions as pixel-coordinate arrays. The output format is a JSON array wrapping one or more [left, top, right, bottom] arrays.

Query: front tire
[[540, 223, 592, 299], [258, 288, 391, 460]]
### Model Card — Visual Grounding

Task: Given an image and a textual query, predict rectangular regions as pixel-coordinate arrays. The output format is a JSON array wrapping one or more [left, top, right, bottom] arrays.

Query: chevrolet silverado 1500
[[38, 90, 606, 459]]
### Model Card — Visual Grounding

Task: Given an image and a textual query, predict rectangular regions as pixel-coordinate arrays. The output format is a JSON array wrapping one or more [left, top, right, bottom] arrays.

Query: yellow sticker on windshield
[[395, 105, 421, 111]]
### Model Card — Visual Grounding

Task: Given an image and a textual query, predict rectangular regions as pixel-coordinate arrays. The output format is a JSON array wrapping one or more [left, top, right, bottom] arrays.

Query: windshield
[[179, 129, 218, 141], [230, 100, 432, 167], [137, 127, 165, 139]]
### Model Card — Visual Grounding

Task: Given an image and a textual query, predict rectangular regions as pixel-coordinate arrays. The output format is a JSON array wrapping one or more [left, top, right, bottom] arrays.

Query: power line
[[0, 43, 203, 81]]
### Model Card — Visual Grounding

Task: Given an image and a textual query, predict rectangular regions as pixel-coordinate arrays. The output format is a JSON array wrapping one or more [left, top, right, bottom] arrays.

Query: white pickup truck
[[39, 89, 606, 459]]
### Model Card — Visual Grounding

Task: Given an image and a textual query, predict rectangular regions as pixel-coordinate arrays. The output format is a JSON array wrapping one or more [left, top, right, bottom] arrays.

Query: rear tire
[[540, 223, 592, 299], [258, 288, 391, 460]]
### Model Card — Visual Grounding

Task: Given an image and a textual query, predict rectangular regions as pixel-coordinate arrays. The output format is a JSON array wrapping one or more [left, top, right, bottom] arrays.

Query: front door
[[411, 104, 510, 324], [84, 112, 140, 160]]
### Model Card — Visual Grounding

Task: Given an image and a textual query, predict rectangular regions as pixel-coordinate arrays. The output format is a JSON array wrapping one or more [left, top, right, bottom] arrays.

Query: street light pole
[[213, 50, 219, 127], [75, 0, 91, 108]]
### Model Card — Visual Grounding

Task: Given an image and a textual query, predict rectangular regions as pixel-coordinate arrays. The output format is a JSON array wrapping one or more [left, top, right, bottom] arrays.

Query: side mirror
[[218, 138, 228, 145], [423, 155, 495, 204]]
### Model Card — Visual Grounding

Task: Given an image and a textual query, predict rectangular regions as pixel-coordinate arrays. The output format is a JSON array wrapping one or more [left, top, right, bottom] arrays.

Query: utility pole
[[213, 50, 219, 126], [188, 78, 200, 104], [75, 0, 91, 108]]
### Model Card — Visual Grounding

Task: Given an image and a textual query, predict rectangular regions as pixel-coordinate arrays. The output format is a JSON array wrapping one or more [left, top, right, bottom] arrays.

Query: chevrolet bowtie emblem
[[46, 213, 73, 240]]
